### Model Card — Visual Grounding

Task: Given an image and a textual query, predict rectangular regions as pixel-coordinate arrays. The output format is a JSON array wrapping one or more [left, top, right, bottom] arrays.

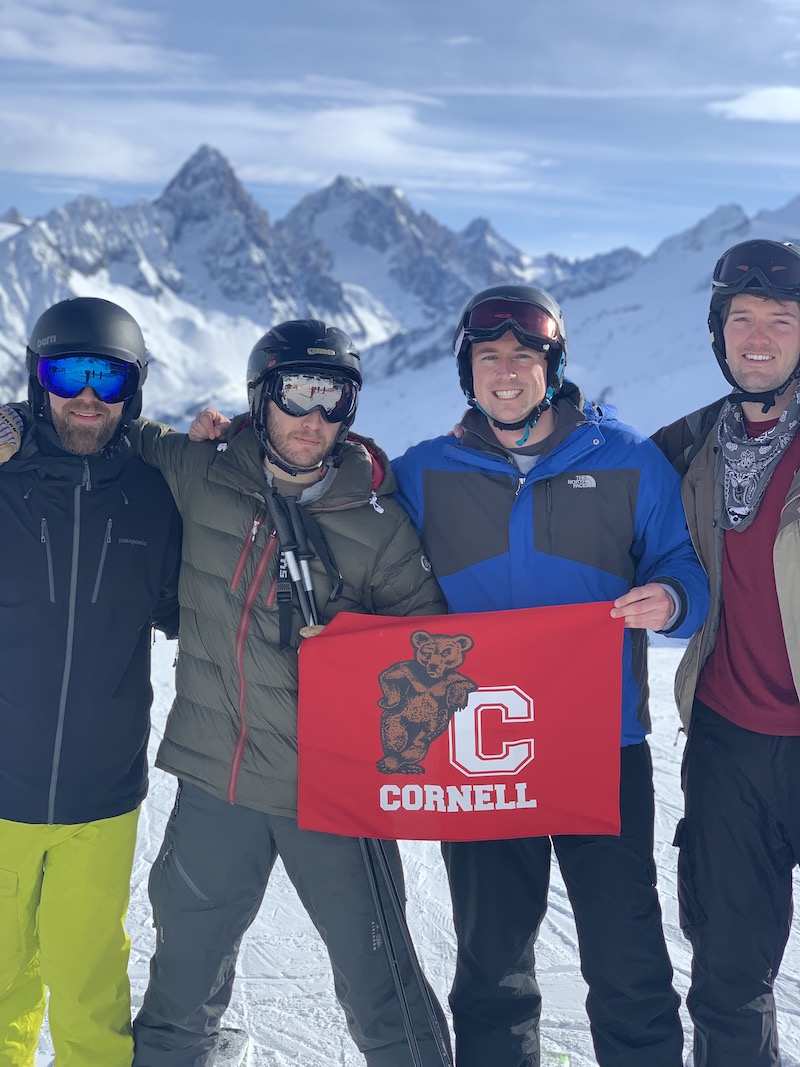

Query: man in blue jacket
[[391, 285, 710, 1067], [0, 297, 181, 1067]]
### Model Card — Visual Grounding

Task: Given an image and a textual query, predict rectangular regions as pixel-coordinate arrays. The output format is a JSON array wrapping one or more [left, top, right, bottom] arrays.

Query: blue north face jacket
[[392, 386, 710, 746]]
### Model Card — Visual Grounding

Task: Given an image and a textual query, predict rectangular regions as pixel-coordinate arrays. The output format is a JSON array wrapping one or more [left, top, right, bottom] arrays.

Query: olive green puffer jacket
[[135, 415, 446, 816]]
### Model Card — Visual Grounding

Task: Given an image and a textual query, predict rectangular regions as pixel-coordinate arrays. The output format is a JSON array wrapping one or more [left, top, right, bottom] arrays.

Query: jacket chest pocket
[[39, 516, 114, 605], [90, 519, 113, 603], [532, 471, 638, 582], [40, 518, 55, 603]]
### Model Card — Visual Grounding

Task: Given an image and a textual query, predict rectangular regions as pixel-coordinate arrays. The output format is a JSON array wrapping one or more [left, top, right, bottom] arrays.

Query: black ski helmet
[[26, 296, 149, 423], [453, 285, 567, 437], [709, 239, 800, 405], [247, 319, 362, 474]]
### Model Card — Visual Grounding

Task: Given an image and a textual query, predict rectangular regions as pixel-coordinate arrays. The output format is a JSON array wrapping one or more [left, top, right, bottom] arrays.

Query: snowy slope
[[32, 639, 800, 1067]]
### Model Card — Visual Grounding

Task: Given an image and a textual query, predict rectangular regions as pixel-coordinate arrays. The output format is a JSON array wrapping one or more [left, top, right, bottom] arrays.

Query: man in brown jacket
[[128, 320, 450, 1067], [653, 240, 800, 1067]]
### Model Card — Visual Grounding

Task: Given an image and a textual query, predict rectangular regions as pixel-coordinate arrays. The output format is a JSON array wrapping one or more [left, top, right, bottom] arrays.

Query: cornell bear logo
[[376, 630, 478, 775]]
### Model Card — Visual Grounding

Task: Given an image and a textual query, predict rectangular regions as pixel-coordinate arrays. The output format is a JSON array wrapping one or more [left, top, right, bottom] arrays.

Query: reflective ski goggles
[[37, 354, 140, 404], [269, 372, 358, 423], [712, 241, 800, 298], [454, 298, 562, 356]]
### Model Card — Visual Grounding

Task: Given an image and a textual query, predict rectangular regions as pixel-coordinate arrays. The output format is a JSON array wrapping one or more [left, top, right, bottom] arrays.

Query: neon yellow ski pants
[[0, 808, 140, 1067]]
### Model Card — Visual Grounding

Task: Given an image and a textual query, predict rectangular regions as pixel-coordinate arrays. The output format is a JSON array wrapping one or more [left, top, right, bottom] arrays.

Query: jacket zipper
[[41, 518, 55, 603], [227, 531, 278, 803], [91, 519, 113, 604], [230, 515, 264, 590], [47, 478, 85, 823]]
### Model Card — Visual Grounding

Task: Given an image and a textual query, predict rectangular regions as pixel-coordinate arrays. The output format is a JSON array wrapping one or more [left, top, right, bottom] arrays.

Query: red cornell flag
[[297, 602, 624, 841]]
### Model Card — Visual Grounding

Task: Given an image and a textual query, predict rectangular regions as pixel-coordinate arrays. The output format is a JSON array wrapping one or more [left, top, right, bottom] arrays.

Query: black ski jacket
[[0, 409, 181, 824]]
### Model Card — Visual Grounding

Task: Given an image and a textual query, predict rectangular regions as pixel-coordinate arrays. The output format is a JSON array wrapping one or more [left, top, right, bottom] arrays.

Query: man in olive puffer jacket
[[131, 320, 450, 1067]]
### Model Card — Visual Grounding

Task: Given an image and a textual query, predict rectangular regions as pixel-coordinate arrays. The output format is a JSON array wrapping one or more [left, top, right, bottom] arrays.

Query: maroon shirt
[[697, 417, 800, 735]]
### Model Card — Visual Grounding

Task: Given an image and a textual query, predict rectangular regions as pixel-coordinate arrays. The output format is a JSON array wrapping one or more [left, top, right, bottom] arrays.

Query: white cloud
[[709, 86, 800, 121], [0, 0, 201, 73], [442, 36, 479, 47], [274, 104, 528, 181], [432, 82, 745, 101], [0, 109, 162, 181], [0, 89, 544, 193]]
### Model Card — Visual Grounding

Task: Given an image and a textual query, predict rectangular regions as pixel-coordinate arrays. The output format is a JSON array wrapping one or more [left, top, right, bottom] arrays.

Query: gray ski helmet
[[26, 297, 149, 421], [709, 240, 800, 390], [453, 285, 567, 400]]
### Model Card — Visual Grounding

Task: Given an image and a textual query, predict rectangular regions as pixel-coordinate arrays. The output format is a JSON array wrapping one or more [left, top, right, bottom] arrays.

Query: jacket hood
[[3, 400, 134, 483]]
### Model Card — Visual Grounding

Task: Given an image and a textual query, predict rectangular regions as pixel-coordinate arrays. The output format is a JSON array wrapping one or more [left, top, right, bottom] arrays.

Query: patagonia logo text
[[119, 538, 148, 546], [567, 474, 597, 489]]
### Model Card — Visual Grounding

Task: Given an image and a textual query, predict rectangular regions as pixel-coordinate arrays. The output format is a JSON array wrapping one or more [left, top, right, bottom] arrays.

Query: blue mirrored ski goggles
[[37, 355, 140, 404]]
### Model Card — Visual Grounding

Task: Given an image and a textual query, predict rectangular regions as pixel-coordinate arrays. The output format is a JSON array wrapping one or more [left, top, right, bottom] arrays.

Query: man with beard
[[128, 320, 451, 1067], [0, 297, 181, 1067]]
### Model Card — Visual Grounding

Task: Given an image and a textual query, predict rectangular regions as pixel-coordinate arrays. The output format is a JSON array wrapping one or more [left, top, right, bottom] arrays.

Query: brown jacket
[[653, 399, 800, 727]]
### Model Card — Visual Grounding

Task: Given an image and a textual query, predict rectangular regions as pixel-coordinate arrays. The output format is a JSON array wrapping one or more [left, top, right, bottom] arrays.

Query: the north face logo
[[567, 474, 597, 489]]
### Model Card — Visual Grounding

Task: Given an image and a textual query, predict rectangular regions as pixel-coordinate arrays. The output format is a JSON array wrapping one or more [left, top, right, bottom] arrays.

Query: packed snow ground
[[34, 640, 800, 1066]]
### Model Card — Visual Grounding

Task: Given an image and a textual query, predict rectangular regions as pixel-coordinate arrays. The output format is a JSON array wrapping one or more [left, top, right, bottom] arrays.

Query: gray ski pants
[[132, 780, 450, 1067]]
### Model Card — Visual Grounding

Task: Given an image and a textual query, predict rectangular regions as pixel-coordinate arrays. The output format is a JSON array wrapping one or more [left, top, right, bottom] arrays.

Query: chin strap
[[728, 391, 781, 416], [262, 438, 326, 477], [729, 365, 800, 414], [468, 385, 556, 445]]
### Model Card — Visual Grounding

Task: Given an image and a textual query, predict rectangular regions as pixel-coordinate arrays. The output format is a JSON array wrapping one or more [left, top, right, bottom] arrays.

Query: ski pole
[[264, 491, 316, 627], [359, 838, 425, 1067], [286, 497, 319, 625], [368, 838, 454, 1067]]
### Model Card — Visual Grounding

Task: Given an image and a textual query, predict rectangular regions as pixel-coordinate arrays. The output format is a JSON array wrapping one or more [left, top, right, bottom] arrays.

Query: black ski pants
[[132, 780, 451, 1067], [677, 699, 800, 1067], [442, 740, 682, 1067]]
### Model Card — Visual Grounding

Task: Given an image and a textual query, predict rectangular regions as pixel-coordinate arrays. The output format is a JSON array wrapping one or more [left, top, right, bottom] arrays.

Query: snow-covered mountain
[[0, 144, 798, 451]]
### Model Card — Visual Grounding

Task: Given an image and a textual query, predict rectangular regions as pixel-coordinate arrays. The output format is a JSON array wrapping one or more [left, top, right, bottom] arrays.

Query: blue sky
[[1, 0, 799, 258]]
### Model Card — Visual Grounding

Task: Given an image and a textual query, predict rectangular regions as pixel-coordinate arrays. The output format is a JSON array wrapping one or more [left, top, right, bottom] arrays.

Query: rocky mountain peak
[[155, 145, 271, 241]]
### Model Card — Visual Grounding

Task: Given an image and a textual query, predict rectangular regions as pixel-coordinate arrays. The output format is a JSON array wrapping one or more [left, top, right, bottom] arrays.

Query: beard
[[265, 407, 335, 471], [50, 399, 122, 455]]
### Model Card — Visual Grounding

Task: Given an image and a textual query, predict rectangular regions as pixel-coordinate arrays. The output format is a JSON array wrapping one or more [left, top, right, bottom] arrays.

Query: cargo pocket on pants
[[673, 818, 707, 935]]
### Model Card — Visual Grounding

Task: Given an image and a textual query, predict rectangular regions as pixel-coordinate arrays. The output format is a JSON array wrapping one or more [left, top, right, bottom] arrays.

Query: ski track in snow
[[33, 639, 800, 1067]]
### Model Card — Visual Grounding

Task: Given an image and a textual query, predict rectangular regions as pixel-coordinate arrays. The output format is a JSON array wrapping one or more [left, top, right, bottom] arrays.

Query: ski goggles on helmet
[[269, 371, 358, 424], [454, 298, 562, 357], [712, 241, 800, 298], [37, 354, 140, 404]]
